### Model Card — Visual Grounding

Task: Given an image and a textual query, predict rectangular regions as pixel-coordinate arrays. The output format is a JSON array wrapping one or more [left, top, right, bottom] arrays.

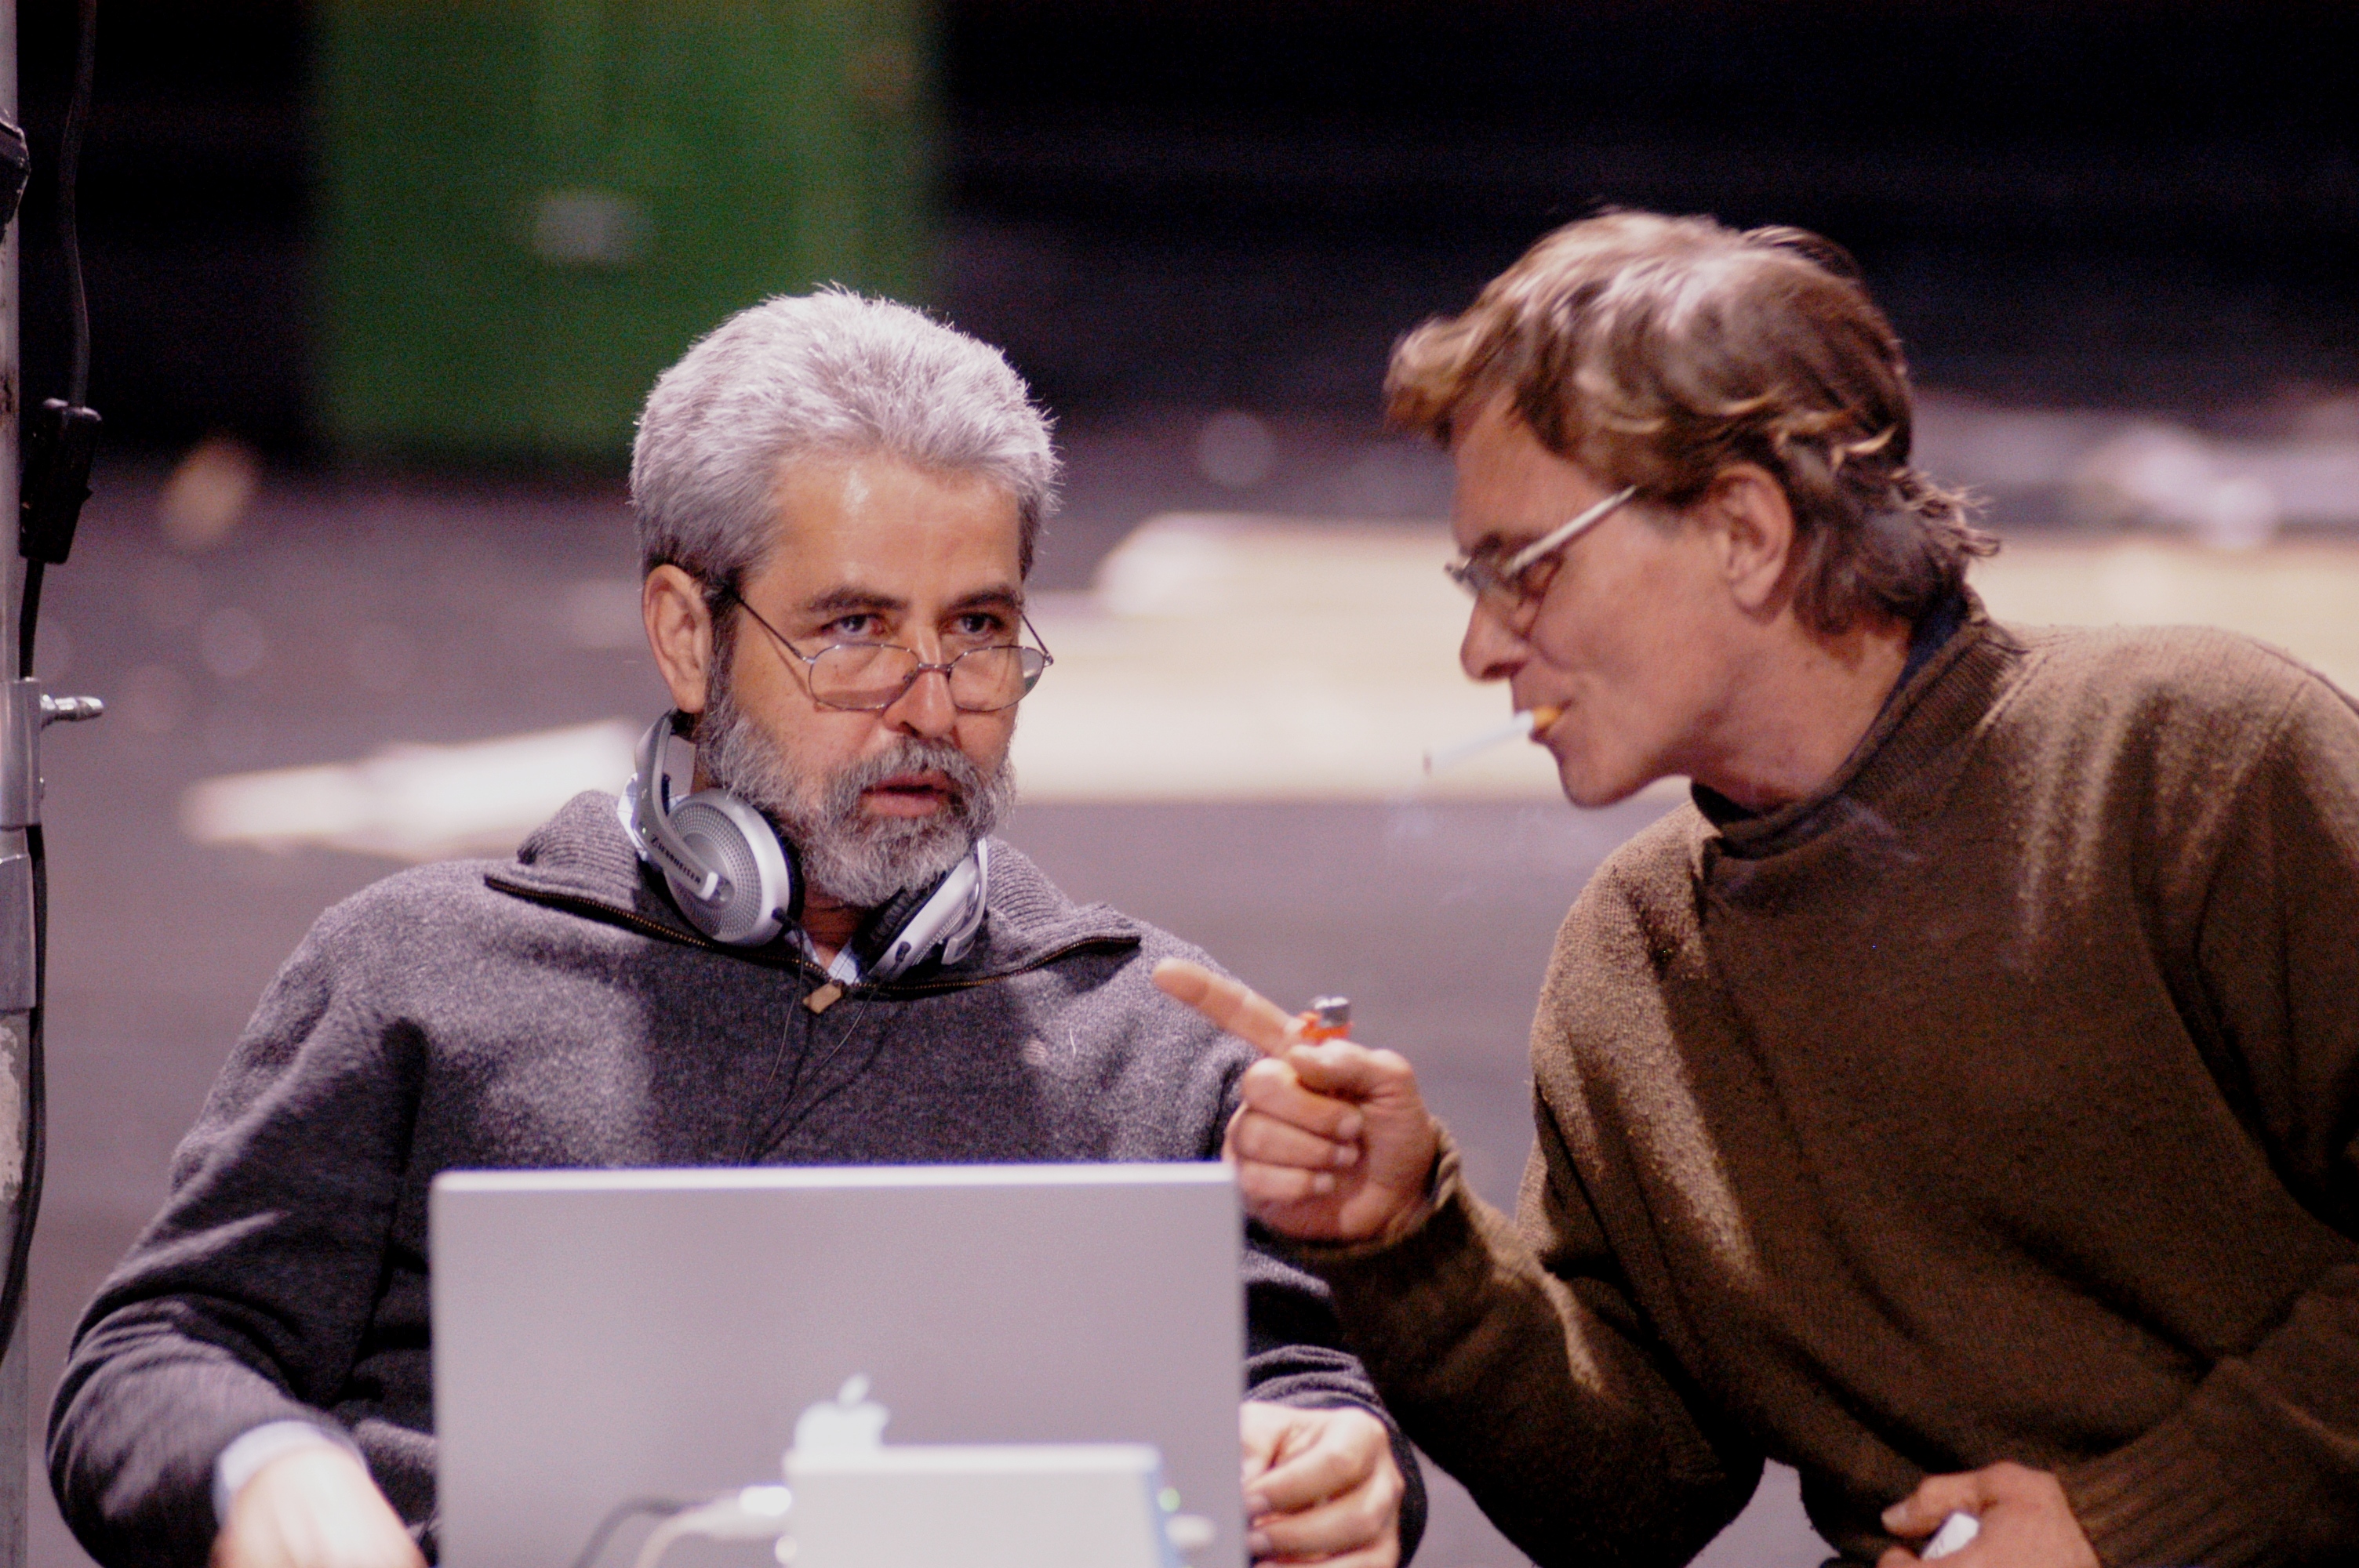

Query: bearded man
[[49, 292, 1420, 1568]]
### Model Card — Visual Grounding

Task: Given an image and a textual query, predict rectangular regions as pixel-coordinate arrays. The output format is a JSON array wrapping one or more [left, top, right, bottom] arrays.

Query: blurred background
[[9, 2, 2357, 1564]]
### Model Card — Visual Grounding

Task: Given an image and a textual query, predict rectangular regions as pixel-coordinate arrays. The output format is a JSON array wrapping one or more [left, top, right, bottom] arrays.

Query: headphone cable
[[740, 978, 884, 1164]]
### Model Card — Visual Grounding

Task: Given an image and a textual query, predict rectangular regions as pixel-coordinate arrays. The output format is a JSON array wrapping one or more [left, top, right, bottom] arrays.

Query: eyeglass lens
[[808, 644, 1047, 713], [1448, 551, 1547, 616]]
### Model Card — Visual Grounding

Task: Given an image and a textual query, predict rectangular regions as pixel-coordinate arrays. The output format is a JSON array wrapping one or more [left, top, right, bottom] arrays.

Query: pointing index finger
[[1152, 958, 1303, 1058]]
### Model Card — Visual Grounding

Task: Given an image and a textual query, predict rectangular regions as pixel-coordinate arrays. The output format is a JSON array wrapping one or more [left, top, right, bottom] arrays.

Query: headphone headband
[[633, 717, 718, 901]]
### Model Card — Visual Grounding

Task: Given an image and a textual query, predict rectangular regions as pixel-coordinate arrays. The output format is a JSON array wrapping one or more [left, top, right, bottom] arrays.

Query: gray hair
[[631, 290, 1059, 601]]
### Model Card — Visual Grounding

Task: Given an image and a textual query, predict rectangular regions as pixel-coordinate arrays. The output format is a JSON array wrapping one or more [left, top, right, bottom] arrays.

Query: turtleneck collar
[[1692, 588, 2018, 862]]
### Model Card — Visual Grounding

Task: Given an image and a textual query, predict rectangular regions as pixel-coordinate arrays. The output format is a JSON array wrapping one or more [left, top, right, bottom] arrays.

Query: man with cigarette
[[50, 292, 1417, 1568], [1161, 212, 2359, 1567]]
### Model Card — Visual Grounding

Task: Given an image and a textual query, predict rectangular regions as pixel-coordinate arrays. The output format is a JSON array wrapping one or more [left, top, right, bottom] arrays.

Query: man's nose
[[1459, 598, 1528, 684], [882, 658, 961, 738]]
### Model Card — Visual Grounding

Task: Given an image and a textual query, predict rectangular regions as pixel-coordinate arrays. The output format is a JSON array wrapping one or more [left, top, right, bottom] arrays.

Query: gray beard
[[697, 680, 1014, 909]]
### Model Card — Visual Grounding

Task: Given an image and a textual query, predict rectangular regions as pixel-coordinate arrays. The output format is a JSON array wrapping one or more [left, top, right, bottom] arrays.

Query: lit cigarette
[[1423, 706, 1561, 774]]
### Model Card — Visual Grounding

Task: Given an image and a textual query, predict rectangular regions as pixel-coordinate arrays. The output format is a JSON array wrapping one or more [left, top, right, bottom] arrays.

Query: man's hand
[[1877, 1462, 2099, 1568], [1153, 959, 1439, 1243], [212, 1446, 425, 1568], [1240, 1402, 1404, 1567]]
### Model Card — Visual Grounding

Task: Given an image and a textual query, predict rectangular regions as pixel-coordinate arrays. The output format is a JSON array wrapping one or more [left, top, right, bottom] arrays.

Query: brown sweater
[[1310, 605, 2359, 1568]]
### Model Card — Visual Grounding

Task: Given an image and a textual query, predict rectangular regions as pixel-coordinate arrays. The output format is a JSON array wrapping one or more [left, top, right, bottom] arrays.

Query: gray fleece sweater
[[50, 793, 1424, 1568]]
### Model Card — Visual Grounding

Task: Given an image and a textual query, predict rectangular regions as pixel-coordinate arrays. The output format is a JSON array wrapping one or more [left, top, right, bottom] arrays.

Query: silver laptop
[[431, 1163, 1246, 1568]]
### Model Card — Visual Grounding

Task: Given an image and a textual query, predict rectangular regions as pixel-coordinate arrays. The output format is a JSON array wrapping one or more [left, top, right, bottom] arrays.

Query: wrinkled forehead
[[750, 452, 1026, 608]]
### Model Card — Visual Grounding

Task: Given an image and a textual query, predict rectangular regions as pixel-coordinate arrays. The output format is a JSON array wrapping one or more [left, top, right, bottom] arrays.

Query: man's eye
[[823, 614, 886, 641], [951, 612, 1010, 641]]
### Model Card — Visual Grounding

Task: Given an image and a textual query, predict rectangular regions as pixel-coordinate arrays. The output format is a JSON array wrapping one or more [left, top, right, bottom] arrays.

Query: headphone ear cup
[[663, 790, 799, 946], [856, 844, 988, 981], [850, 883, 932, 972]]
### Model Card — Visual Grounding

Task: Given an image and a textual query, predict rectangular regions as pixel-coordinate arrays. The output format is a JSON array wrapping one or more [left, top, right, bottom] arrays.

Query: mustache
[[821, 739, 992, 816]]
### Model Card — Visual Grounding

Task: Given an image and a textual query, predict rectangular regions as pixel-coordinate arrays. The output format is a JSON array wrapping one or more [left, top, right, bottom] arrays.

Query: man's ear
[[644, 565, 718, 713], [1702, 464, 1797, 616]]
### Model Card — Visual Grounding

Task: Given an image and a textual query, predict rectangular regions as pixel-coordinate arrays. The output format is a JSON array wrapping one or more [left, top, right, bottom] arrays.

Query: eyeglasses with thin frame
[[1443, 485, 1640, 619], [721, 590, 1054, 713]]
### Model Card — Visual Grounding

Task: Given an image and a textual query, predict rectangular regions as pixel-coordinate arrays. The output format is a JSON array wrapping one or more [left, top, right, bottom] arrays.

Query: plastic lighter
[[1296, 996, 1352, 1043]]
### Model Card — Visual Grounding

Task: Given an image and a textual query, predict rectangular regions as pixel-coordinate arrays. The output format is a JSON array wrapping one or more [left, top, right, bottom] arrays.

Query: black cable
[[16, 561, 42, 681], [60, 0, 97, 408], [566, 1497, 690, 1568], [17, 0, 98, 681]]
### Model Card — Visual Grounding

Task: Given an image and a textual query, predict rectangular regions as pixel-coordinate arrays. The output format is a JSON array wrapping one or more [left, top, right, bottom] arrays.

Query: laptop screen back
[[431, 1163, 1245, 1568]]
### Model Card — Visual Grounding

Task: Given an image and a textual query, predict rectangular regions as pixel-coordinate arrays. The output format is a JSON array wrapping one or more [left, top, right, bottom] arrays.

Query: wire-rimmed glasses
[[1444, 485, 1640, 616], [725, 593, 1054, 713]]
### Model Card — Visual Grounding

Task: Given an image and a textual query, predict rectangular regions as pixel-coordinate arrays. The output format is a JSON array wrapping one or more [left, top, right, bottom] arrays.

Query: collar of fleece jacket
[[486, 790, 1145, 989]]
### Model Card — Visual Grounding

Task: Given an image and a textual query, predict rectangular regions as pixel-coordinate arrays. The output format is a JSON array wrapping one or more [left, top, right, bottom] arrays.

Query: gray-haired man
[[50, 293, 1420, 1568]]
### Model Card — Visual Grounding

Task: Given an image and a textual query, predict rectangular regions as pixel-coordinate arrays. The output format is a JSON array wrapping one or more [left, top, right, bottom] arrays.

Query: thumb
[[1883, 1473, 1984, 1538], [1285, 1041, 1404, 1102], [1239, 1403, 1286, 1478]]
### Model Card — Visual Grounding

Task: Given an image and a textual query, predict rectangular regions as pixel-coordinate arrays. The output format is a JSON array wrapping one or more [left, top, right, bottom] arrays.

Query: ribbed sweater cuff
[[2060, 1410, 2281, 1568]]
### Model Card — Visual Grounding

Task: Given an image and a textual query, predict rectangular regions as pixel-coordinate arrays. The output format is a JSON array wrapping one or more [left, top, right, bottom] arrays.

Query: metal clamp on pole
[[0, 684, 56, 1016], [0, 679, 104, 828], [0, 681, 45, 833]]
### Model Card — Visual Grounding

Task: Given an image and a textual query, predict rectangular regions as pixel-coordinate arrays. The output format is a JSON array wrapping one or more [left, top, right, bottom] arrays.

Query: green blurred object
[[318, 0, 935, 460]]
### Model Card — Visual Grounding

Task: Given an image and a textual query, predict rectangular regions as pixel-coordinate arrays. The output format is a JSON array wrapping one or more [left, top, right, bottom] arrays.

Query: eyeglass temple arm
[[1499, 486, 1640, 579]]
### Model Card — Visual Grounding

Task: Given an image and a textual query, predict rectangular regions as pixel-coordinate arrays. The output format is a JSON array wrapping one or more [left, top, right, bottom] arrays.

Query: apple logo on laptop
[[792, 1374, 890, 1457]]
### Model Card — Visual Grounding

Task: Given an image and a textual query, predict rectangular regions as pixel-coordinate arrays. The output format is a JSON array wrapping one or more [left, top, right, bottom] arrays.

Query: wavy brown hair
[[1389, 212, 1993, 632]]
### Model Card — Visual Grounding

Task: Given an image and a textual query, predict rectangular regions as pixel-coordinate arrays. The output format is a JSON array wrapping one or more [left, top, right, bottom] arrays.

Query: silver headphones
[[621, 714, 990, 978]]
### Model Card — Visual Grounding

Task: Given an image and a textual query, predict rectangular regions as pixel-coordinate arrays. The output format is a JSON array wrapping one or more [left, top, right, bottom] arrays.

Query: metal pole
[[0, 2, 103, 1546], [0, 0, 29, 1544]]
